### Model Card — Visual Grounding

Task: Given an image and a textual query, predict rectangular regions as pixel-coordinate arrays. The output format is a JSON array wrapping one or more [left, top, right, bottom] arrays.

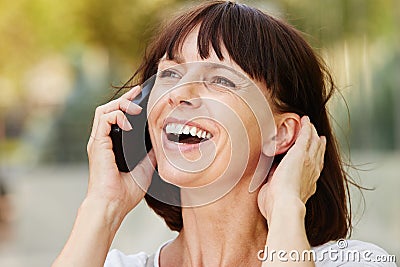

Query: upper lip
[[162, 117, 216, 137]]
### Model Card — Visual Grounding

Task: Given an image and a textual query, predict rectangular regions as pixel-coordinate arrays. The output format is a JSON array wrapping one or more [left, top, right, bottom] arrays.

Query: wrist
[[80, 196, 127, 233], [267, 195, 306, 223]]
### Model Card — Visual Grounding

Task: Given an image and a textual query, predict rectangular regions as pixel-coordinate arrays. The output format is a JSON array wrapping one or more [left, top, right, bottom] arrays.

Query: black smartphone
[[110, 76, 155, 172]]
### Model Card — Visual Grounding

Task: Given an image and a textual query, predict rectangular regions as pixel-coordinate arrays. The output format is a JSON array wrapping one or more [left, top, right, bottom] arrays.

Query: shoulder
[[312, 239, 397, 267], [104, 249, 149, 267]]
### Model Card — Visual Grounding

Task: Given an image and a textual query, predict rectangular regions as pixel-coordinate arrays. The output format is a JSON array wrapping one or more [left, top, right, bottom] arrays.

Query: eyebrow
[[159, 54, 185, 64], [158, 58, 248, 81], [208, 63, 239, 73]]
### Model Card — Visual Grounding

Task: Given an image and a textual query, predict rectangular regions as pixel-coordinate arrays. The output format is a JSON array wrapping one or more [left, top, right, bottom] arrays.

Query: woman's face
[[146, 28, 274, 195]]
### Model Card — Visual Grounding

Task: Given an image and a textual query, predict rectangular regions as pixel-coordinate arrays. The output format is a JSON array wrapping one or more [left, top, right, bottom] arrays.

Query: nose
[[168, 83, 203, 109]]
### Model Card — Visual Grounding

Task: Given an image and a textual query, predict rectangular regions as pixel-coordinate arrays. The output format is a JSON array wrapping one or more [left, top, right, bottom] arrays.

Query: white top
[[104, 239, 397, 266]]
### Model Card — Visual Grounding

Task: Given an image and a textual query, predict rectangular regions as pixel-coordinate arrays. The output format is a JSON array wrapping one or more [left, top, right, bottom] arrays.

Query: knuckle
[[115, 110, 125, 120], [304, 154, 312, 166], [86, 140, 95, 156], [110, 99, 119, 108], [313, 169, 320, 180], [311, 184, 317, 194], [95, 105, 104, 115], [304, 137, 312, 149], [117, 98, 126, 106], [99, 112, 108, 121]]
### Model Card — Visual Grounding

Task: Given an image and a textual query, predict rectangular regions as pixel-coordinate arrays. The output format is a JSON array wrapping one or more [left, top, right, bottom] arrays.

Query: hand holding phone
[[110, 77, 155, 172], [85, 83, 157, 218]]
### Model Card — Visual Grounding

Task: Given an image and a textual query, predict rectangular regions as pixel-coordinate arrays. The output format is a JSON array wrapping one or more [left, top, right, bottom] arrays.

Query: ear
[[262, 113, 301, 156]]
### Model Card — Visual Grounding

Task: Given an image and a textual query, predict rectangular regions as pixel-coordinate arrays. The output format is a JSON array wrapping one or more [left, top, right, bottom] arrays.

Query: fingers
[[90, 86, 142, 139], [295, 116, 312, 150], [94, 110, 133, 140], [307, 119, 321, 158], [297, 116, 327, 177], [317, 136, 327, 171], [305, 117, 326, 173], [297, 116, 325, 155], [121, 85, 143, 101]]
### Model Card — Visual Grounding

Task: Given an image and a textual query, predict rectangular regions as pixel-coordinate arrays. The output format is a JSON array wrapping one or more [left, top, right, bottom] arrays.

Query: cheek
[[210, 100, 258, 177], [244, 111, 262, 152], [147, 96, 164, 127], [147, 93, 170, 144], [232, 104, 263, 168], [245, 125, 263, 172]]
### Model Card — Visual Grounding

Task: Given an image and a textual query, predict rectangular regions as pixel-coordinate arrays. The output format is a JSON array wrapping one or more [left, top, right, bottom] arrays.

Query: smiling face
[[146, 28, 274, 193]]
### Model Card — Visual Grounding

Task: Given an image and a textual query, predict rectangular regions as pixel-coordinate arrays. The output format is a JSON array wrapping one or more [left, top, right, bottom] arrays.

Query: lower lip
[[162, 131, 213, 152]]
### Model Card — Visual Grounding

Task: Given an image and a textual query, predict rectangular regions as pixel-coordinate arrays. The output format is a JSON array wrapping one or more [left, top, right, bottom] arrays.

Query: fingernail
[[131, 105, 142, 112], [305, 116, 310, 122], [127, 104, 142, 113], [125, 121, 133, 131], [135, 106, 143, 113]]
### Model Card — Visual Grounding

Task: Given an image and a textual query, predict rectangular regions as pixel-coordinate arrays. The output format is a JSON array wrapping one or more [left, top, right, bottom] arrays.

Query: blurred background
[[0, 0, 399, 266]]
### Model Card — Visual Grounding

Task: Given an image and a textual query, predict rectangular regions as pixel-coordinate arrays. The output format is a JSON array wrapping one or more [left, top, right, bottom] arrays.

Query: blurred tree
[[0, 0, 399, 164], [348, 52, 400, 150], [34, 0, 188, 163]]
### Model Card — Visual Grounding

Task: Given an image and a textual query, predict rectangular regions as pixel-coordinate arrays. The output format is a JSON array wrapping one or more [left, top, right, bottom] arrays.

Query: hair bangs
[[165, 2, 271, 83], [165, 2, 227, 62]]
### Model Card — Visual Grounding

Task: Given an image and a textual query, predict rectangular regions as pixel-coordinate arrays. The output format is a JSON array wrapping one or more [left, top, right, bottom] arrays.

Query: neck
[[162, 182, 267, 267]]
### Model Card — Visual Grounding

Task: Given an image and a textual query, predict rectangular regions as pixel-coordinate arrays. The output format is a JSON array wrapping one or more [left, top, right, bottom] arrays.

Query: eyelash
[[212, 77, 236, 88], [158, 70, 237, 89], [159, 69, 181, 79]]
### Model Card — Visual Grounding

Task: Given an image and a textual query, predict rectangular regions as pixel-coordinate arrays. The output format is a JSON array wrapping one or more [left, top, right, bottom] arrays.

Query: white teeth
[[189, 126, 197, 136], [165, 122, 213, 139], [165, 123, 174, 134], [183, 125, 190, 135], [177, 124, 184, 134]]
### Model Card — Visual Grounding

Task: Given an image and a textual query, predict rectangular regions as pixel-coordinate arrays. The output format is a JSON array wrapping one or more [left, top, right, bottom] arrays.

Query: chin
[[157, 160, 215, 188]]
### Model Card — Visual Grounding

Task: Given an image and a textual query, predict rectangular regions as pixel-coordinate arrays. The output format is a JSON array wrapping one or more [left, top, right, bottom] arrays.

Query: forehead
[[162, 26, 247, 77]]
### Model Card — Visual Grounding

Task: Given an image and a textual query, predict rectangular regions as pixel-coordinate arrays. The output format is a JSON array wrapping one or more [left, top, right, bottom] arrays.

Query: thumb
[[122, 149, 157, 192]]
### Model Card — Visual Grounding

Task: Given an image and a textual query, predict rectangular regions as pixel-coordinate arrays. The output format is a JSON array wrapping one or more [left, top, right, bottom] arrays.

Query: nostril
[[180, 100, 192, 105]]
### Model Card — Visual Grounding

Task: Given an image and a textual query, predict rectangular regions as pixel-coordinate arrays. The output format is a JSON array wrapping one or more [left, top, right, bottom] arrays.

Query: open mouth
[[165, 123, 213, 144]]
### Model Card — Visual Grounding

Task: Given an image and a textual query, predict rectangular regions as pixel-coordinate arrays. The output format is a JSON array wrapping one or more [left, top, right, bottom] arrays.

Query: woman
[[53, 1, 396, 266]]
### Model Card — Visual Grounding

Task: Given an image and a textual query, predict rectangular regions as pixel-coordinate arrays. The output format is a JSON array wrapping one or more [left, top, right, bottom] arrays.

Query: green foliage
[[0, 0, 398, 163]]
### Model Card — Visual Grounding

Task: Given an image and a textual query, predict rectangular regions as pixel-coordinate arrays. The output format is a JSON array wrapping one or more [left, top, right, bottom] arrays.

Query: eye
[[212, 76, 236, 88], [159, 69, 181, 79]]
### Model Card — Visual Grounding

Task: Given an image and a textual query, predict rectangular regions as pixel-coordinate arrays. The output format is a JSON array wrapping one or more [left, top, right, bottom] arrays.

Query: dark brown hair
[[121, 1, 351, 246]]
